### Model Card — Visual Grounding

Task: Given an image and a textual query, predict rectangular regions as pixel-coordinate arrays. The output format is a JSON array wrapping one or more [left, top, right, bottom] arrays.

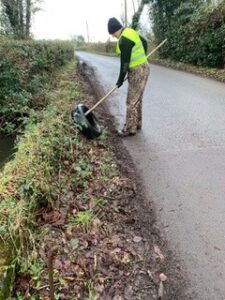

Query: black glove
[[116, 80, 123, 88]]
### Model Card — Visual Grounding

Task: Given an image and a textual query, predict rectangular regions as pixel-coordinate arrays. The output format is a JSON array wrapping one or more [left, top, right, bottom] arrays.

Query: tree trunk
[[2, 0, 19, 36], [25, 0, 31, 38], [131, 0, 149, 30], [1, 0, 38, 39], [18, 0, 24, 38]]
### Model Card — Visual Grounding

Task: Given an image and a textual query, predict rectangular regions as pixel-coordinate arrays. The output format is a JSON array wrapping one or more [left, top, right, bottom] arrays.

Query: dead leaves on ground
[[13, 74, 169, 300]]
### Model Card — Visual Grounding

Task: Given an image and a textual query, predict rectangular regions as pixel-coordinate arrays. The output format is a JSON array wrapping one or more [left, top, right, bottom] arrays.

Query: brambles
[[0, 39, 74, 134]]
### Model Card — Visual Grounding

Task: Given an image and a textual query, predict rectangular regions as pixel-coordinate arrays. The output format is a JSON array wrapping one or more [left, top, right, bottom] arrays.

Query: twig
[[158, 281, 164, 299], [70, 137, 76, 162], [94, 254, 97, 271], [35, 282, 61, 291], [48, 246, 59, 300], [56, 150, 63, 209]]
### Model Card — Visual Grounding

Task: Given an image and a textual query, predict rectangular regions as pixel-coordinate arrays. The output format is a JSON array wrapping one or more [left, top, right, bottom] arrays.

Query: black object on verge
[[71, 104, 102, 139]]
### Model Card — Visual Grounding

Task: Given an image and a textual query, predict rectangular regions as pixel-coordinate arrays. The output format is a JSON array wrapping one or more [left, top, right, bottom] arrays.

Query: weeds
[[29, 260, 45, 289], [0, 60, 120, 299], [73, 210, 93, 231], [0, 39, 75, 134], [151, 57, 225, 83]]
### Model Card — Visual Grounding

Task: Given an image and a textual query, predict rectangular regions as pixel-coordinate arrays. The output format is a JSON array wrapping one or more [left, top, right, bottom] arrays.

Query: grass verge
[[80, 47, 225, 83], [149, 57, 225, 83], [0, 60, 133, 299]]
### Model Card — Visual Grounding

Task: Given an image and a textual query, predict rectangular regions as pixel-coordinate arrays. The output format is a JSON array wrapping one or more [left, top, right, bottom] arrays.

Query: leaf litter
[[13, 64, 192, 300]]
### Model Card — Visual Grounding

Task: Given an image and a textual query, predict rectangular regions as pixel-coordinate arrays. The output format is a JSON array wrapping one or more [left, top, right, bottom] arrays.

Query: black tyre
[[71, 104, 102, 139]]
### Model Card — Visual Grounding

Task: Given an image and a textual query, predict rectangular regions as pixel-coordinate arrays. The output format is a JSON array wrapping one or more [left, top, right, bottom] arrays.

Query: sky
[[32, 0, 151, 42]]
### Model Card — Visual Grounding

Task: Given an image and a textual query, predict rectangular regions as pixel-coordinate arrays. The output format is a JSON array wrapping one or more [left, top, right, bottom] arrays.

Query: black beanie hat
[[108, 17, 123, 34]]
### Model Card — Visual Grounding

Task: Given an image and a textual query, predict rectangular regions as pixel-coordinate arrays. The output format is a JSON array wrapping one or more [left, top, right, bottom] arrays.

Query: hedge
[[165, 0, 225, 68], [0, 39, 74, 133]]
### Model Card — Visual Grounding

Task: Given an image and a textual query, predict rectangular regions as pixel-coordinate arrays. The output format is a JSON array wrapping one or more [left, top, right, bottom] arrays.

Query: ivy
[[0, 39, 74, 134], [150, 0, 225, 68]]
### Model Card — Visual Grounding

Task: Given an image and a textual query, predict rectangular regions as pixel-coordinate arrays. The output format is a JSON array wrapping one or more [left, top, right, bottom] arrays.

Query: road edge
[[76, 55, 196, 300]]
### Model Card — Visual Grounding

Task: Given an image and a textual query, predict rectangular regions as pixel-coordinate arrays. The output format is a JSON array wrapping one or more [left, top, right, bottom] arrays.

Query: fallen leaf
[[65, 229, 73, 240], [113, 296, 122, 300], [63, 259, 71, 270], [133, 236, 142, 243], [71, 264, 80, 272], [159, 273, 167, 282], [72, 208, 77, 215], [96, 283, 104, 294], [63, 160, 70, 166], [124, 285, 133, 299], [53, 258, 63, 270], [93, 218, 102, 228], [88, 187, 94, 195], [76, 255, 86, 270], [64, 276, 76, 282], [108, 235, 120, 246], [111, 248, 121, 255], [154, 245, 165, 261], [98, 277, 105, 284], [122, 252, 130, 264]]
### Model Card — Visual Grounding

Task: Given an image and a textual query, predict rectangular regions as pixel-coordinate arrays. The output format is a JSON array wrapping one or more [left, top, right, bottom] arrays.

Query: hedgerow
[[0, 39, 74, 133], [155, 0, 225, 68]]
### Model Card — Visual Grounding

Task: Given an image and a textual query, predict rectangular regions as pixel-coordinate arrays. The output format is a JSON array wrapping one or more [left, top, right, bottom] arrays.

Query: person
[[107, 17, 150, 137]]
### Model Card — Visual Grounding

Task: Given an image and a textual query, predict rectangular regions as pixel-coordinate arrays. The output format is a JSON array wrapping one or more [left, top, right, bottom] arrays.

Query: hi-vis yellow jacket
[[116, 27, 147, 68]]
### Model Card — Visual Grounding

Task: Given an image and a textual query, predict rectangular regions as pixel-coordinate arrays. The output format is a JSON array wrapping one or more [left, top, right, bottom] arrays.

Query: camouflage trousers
[[125, 63, 150, 133]]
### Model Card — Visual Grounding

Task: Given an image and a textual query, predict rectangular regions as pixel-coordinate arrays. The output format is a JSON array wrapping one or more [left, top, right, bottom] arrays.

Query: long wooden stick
[[48, 246, 59, 300], [147, 38, 167, 59], [84, 39, 167, 116], [84, 86, 117, 116]]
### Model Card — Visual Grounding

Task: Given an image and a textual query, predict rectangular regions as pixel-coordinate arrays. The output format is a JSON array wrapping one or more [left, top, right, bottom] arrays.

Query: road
[[76, 51, 225, 300]]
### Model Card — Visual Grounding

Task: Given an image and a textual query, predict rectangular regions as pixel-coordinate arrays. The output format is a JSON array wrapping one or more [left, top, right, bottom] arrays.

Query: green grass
[[0, 59, 120, 299], [73, 210, 93, 230], [0, 61, 80, 295], [150, 57, 225, 83]]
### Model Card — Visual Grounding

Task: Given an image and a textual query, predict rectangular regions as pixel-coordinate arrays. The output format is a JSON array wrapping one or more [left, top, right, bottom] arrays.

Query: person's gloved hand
[[116, 80, 123, 88]]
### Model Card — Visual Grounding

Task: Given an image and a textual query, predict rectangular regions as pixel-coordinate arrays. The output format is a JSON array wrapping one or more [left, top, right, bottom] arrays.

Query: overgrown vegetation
[[85, 41, 116, 55], [0, 63, 79, 280], [150, 0, 225, 68], [0, 61, 123, 299], [151, 57, 225, 82], [0, 39, 74, 133]]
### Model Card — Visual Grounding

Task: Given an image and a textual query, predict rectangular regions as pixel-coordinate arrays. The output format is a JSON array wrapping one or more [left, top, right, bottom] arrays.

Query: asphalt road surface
[[76, 51, 225, 300]]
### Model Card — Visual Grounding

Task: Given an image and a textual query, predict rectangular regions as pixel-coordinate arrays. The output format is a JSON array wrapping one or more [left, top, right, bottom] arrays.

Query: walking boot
[[117, 128, 136, 137]]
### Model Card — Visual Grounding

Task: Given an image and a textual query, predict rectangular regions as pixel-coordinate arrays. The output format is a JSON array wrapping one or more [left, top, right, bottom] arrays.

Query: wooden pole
[[86, 21, 90, 43], [147, 38, 167, 59], [84, 39, 167, 116], [132, 0, 136, 13], [124, 0, 128, 27]]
